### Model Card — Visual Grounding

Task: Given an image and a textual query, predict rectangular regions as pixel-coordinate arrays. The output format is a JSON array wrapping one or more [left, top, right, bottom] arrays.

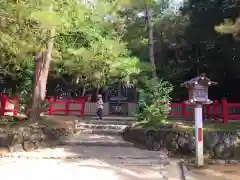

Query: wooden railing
[[1, 94, 240, 123], [169, 99, 240, 123]]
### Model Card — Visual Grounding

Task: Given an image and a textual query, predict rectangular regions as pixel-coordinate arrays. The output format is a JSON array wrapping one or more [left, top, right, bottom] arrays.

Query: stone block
[[22, 141, 35, 151], [123, 126, 240, 159]]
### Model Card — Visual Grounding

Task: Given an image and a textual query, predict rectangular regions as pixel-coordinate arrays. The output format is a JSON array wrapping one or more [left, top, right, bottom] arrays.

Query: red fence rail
[[0, 95, 88, 117], [169, 99, 240, 124], [0, 94, 240, 124], [48, 96, 88, 117], [1, 94, 19, 116]]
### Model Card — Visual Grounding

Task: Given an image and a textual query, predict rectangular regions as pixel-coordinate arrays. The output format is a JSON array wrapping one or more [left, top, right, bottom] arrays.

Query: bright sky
[[81, 0, 185, 17]]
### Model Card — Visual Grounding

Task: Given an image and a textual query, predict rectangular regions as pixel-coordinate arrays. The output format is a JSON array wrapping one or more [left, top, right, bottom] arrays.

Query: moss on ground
[[133, 119, 240, 132], [0, 116, 72, 129]]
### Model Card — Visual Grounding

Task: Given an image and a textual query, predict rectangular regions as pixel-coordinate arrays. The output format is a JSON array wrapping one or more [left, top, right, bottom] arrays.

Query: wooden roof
[[181, 73, 217, 87]]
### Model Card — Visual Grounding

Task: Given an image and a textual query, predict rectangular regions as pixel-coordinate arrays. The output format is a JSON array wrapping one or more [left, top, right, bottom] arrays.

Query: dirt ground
[[49, 115, 240, 180], [45, 115, 79, 123], [188, 164, 240, 180], [0, 115, 182, 180], [20, 115, 240, 180]]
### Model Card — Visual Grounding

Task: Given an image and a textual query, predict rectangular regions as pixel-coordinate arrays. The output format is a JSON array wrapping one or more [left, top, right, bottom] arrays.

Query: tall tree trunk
[[29, 53, 44, 120], [145, 3, 157, 78], [29, 6, 56, 120]]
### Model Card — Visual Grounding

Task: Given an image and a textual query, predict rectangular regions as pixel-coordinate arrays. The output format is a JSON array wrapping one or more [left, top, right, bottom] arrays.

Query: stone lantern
[[181, 73, 217, 104], [181, 73, 217, 167]]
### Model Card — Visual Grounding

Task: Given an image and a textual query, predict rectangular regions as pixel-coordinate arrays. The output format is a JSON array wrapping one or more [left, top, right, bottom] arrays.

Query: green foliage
[[136, 77, 173, 124], [215, 18, 240, 40], [51, 0, 150, 89], [215, 19, 235, 34], [4, 0, 240, 106], [0, 0, 150, 100]]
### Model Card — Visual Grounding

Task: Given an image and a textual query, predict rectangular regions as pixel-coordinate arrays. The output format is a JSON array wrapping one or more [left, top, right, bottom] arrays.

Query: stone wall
[[0, 122, 73, 153], [123, 126, 240, 159]]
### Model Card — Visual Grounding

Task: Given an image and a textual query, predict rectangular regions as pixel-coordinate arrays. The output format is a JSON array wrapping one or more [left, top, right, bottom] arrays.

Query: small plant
[[136, 77, 173, 125]]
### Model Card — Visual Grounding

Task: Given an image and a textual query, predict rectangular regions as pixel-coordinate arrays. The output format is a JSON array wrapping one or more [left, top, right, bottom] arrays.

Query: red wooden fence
[[0, 95, 88, 117], [1, 94, 19, 116], [48, 96, 88, 117], [0, 94, 240, 124], [169, 99, 240, 124]]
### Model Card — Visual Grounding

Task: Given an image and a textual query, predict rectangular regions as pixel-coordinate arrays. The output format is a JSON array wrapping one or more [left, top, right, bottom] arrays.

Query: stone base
[[0, 122, 74, 154], [123, 126, 240, 159]]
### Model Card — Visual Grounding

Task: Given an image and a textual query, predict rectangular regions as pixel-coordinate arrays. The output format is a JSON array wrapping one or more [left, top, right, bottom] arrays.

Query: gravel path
[[0, 134, 182, 179]]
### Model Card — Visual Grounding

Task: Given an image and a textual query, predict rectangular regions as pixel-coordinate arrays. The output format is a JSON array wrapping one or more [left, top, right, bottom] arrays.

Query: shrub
[[136, 77, 173, 125]]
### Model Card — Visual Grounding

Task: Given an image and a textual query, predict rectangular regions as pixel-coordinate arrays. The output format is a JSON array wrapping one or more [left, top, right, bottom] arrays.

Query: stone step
[[90, 116, 135, 120], [80, 120, 133, 125], [76, 122, 128, 136], [75, 127, 124, 135], [77, 122, 128, 130], [60, 134, 133, 147], [2, 154, 162, 165], [59, 141, 133, 147], [5, 145, 163, 160]]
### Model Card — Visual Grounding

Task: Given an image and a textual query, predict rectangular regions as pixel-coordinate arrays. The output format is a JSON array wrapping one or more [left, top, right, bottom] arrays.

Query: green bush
[[136, 77, 173, 125]]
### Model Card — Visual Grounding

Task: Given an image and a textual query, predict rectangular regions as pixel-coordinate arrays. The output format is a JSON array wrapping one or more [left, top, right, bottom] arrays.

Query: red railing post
[[181, 102, 187, 119], [48, 97, 54, 115], [80, 100, 85, 117], [13, 101, 17, 116], [65, 98, 70, 115], [75, 97, 87, 117], [213, 100, 218, 121], [221, 98, 228, 124], [1, 94, 7, 116]]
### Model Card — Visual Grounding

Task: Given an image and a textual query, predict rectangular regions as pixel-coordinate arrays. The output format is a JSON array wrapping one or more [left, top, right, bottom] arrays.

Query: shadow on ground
[[4, 133, 170, 180], [0, 115, 179, 180], [57, 134, 166, 180]]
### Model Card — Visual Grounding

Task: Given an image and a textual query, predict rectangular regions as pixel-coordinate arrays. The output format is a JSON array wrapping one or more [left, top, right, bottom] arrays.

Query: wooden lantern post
[[181, 74, 217, 167]]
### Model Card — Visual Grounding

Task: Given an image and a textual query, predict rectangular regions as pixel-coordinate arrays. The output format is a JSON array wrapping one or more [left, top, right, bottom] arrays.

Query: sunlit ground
[[0, 158, 163, 180], [0, 143, 169, 180]]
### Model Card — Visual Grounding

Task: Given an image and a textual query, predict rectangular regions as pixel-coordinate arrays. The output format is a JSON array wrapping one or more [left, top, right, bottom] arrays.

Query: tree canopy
[[1, 0, 240, 103], [0, 0, 150, 97]]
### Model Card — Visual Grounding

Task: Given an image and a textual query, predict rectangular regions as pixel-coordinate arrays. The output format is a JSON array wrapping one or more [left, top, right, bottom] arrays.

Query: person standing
[[96, 94, 104, 120]]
